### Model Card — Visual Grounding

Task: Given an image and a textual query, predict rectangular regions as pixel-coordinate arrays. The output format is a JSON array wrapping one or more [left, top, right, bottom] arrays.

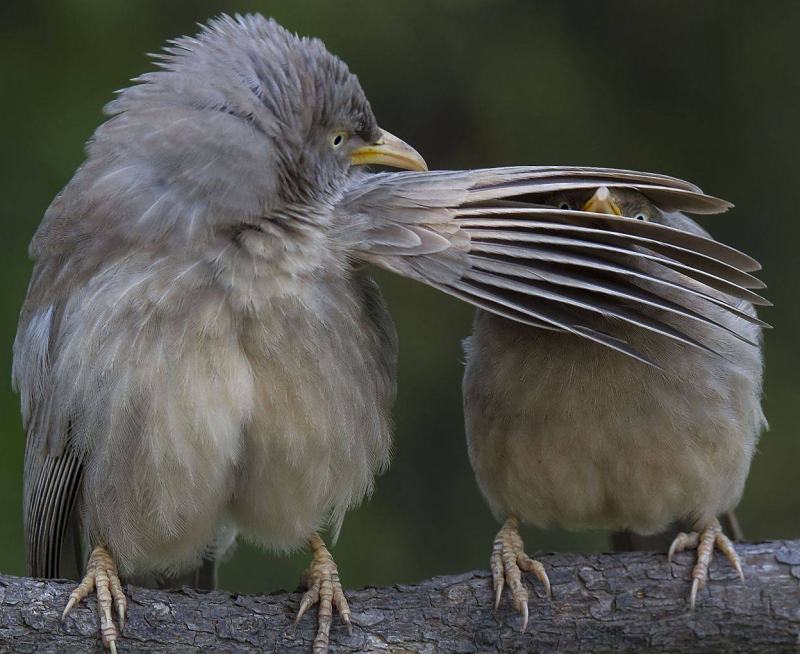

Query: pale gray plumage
[[16, 13, 397, 583], [12, 12, 766, 652], [463, 187, 767, 623]]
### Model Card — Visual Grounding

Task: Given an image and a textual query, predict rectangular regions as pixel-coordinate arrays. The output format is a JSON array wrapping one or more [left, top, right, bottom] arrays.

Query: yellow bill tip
[[582, 186, 622, 216], [349, 128, 428, 172]]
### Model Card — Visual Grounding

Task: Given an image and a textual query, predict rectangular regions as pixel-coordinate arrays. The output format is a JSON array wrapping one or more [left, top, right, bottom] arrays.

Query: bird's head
[[544, 187, 660, 222], [582, 187, 659, 222], [82, 14, 426, 243]]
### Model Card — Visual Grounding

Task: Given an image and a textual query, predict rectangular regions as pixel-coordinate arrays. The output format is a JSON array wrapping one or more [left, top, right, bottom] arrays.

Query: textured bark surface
[[1, 540, 799, 653]]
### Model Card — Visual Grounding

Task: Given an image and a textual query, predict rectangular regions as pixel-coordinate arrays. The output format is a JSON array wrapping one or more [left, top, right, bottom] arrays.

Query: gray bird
[[13, 13, 763, 652], [463, 185, 768, 629]]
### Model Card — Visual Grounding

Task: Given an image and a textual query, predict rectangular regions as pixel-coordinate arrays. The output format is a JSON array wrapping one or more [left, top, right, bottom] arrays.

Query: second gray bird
[[463, 186, 767, 629]]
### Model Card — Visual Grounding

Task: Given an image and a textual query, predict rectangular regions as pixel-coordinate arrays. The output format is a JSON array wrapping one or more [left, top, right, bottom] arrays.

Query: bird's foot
[[62, 545, 127, 653], [668, 517, 744, 610], [296, 533, 351, 654], [490, 516, 551, 631]]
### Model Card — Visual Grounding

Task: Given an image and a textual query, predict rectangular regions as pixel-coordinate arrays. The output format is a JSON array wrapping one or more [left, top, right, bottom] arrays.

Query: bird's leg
[[668, 517, 744, 609], [62, 545, 127, 653], [490, 516, 551, 631], [295, 533, 351, 653]]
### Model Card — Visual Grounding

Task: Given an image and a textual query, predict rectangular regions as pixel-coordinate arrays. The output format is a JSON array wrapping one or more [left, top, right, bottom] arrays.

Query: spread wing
[[336, 166, 767, 364]]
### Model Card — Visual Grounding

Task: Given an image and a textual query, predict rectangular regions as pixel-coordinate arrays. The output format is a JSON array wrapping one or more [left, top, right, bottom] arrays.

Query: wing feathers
[[467, 256, 760, 345], [468, 254, 769, 329], [456, 207, 761, 273], [462, 270, 723, 353], [442, 280, 659, 366], [468, 234, 769, 307], [461, 221, 764, 289], [467, 177, 731, 214], [338, 165, 767, 362]]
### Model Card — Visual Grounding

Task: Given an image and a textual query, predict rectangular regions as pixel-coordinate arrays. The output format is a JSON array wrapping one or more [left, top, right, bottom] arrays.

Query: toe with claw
[[295, 533, 351, 653], [62, 545, 127, 653], [668, 517, 744, 610], [490, 516, 551, 631]]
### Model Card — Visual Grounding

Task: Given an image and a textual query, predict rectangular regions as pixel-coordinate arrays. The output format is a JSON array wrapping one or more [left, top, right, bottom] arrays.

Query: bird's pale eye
[[634, 213, 648, 221], [559, 202, 572, 210], [331, 131, 348, 149]]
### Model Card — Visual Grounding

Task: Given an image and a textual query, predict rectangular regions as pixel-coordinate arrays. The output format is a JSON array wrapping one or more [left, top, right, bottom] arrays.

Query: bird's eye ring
[[559, 202, 571, 210], [634, 213, 647, 221], [331, 132, 347, 148]]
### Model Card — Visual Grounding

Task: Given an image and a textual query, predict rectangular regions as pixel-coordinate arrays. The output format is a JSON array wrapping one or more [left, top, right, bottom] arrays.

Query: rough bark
[[1, 540, 799, 653]]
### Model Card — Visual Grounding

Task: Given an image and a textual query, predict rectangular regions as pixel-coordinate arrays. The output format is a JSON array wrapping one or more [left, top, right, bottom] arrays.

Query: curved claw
[[296, 534, 351, 653], [689, 577, 701, 612], [62, 596, 79, 621], [734, 560, 745, 582], [716, 531, 745, 582], [668, 531, 699, 563], [295, 582, 320, 625], [667, 537, 681, 564], [519, 553, 551, 600], [493, 582, 504, 610], [62, 546, 126, 652], [336, 592, 353, 636], [490, 540, 505, 609], [109, 574, 126, 632], [116, 602, 126, 633], [667, 519, 745, 611], [489, 516, 551, 631]]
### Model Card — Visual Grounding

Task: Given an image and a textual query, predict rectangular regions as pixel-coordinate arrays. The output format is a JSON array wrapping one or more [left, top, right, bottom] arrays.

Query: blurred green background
[[1, 1, 797, 594]]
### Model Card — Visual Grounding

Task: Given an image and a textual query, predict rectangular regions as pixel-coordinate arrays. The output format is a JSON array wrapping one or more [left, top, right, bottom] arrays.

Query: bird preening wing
[[16, 164, 765, 578], [338, 166, 767, 364]]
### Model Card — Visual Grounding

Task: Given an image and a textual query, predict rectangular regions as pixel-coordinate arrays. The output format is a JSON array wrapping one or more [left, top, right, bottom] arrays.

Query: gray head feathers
[[127, 14, 380, 198], [32, 14, 379, 260]]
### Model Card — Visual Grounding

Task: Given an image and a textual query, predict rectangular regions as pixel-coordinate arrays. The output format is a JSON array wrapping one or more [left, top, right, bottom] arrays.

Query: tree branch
[[2, 540, 799, 653]]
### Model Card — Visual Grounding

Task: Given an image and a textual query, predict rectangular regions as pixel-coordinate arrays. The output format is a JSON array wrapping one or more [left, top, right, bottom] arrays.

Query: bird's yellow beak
[[581, 186, 623, 216], [349, 129, 428, 171]]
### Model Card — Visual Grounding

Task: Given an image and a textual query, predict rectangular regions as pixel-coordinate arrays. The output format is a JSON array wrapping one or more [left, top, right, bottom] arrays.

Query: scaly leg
[[295, 534, 351, 654], [490, 516, 551, 631], [668, 517, 744, 610], [62, 545, 127, 653]]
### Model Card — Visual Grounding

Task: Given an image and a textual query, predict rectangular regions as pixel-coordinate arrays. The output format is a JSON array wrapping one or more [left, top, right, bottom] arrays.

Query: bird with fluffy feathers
[[463, 187, 766, 630], [13, 13, 764, 653]]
